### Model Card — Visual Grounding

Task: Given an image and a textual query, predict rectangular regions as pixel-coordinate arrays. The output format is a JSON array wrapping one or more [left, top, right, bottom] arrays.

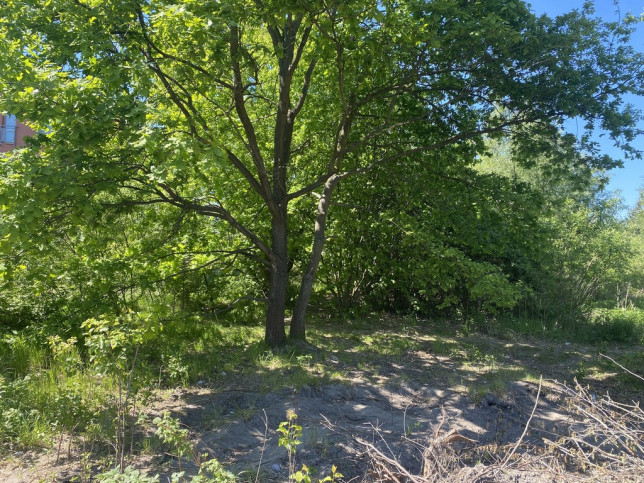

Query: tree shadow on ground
[[144, 317, 643, 481]]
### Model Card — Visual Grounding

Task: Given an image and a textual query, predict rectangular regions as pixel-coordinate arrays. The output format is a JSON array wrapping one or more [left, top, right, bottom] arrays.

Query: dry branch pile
[[546, 382, 644, 480], [356, 376, 644, 482]]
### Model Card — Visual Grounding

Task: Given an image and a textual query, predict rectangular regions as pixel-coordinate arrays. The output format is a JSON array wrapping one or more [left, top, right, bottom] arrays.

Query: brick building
[[0, 115, 36, 153]]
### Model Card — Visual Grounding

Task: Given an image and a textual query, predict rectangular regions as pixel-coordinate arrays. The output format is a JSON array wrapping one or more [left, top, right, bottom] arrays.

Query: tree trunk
[[265, 214, 288, 346], [290, 175, 341, 339]]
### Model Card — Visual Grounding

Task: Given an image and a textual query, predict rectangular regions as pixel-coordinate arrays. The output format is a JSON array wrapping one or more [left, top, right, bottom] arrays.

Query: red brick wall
[[0, 116, 36, 153]]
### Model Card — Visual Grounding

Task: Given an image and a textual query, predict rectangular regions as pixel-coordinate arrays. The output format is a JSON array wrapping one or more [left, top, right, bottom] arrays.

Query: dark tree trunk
[[290, 175, 341, 339], [265, 213, 288, 346]]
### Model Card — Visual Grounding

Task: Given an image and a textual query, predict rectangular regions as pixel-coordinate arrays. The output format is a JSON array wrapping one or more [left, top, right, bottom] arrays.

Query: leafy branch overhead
[[0, 0, 642, 344]]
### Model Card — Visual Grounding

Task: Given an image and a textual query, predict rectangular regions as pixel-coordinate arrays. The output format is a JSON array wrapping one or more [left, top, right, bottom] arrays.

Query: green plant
[[0, 331, 97, 450], [77, 451, 93, 483], [305, 427, 330, 456], [277, 409, 303, 482], [319, 466, 343, 483], [276, 410, 341, 483], [83, 312, 158, 471], [153, 412, 192, 473], [483, 354, 497, 373], [589, 308, 644, 344], [161, 354, 190, 386], [154, 412, 236, 482], [191, 458, 237, 483], [94, 465, 159, 482], [287, 463, 343, 483], [290, 464, 312, 483], [405, 418, 423, 437], [574, 361, 588, 380]]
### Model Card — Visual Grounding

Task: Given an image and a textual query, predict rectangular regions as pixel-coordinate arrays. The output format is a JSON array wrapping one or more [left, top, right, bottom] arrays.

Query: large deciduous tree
[[0, 0, 642, 345]]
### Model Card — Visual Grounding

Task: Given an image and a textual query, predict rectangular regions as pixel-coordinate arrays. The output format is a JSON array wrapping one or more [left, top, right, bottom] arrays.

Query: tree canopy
[[1, 0, 643, 345]]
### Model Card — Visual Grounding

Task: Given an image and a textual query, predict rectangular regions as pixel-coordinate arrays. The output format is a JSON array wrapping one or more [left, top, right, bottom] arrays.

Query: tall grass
[[496, 307, 644, 345], [0, 332, 101, 449], [0, 315, 265, 453]]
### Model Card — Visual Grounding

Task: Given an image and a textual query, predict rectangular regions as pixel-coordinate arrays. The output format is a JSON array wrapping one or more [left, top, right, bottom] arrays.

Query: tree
[[625, 188, 644, 299], [1, 0, 642, 345], [316, 152, 541, 317], [477, 135, 635, 322]]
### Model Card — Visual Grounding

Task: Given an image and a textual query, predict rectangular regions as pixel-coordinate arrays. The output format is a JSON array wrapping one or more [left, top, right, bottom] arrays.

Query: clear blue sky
[[528, 0, 644, 210]]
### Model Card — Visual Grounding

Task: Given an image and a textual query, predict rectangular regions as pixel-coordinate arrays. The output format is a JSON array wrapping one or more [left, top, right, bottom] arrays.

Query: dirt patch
[[148, 379, 565, 481]]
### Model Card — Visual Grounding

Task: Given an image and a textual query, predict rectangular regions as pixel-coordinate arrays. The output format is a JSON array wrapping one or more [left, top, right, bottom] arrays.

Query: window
[[0, 115, 17, 144]]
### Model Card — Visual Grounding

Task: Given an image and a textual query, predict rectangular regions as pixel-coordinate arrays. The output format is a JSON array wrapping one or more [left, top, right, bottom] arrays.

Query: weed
[[152, 411, 236, 482], [94, 465, 159, 482], [161, 354, 190, 386], [405, 418, 423, 436], [483, 354, 497, 372], [277, 410, 342, 483], [467, 385, 488, 404], [485, 373, 509, 397], [82, 312, 156, 471], [431, 339, 452, 356], [278, 409, 303, 481], [574, 361, 588, 380], [306, 427, 331, 456]]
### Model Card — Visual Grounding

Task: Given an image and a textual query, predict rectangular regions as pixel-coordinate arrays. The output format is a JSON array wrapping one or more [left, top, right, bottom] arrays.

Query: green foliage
[[0, 313, 267, 458], [95, 466, 159, 483], [624, 188, 644, 307], [540, 200, 631, 321], [82, 312, 158, 375], [153, 412, 192, 463], [277, 410, 342, 483], [587, 308, 644, 344], [277, 409, 305, 482], [153, 411, 236, 483], [0, 328, 108, 450], [0, 1, 642, 472], [1, 0, 642, 344], [317, 161, 534, 318], [475, 135, 637, 334], [278, 409, 303, 456], [495, 308, 644, 345]]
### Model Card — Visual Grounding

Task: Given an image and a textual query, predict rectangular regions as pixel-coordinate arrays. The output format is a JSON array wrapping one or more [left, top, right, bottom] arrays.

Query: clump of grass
[[496, 308, 644, 345], [0, 331, 109, 451], [0, 313, 267, 454]]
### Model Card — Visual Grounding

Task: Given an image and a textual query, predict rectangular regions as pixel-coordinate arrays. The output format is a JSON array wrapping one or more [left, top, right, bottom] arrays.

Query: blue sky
[[528, 0, 644, 210]]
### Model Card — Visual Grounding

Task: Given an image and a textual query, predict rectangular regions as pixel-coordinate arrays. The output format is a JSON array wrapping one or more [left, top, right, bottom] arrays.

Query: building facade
[[0, 115, 36, 153]]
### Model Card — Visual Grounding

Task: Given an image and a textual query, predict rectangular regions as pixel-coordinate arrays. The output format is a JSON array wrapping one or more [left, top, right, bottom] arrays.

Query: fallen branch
[[600, 353, 644, 383], [545, 381, 644, 478]]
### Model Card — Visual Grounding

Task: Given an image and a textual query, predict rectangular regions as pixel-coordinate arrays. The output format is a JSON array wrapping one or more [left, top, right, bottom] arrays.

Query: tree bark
[[265, 213, 289, 346], [290, 175, 341, 339], [264, 17, 302, 345]]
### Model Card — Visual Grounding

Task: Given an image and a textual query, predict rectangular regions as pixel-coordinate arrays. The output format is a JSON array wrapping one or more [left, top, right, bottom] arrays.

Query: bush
[[588, 308, 644, 344]]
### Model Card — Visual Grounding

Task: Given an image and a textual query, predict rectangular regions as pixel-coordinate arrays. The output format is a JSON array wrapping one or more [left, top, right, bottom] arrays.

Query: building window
[[0, 115, 17, 144]]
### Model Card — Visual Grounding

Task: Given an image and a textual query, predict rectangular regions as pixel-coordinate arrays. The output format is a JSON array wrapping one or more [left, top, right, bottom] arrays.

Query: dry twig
[[545, 381, 644, 478]]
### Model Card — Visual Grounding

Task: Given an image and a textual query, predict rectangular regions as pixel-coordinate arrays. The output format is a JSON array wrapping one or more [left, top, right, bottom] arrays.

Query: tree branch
[[290, 58, 317, 121], [152, 182, 273, 260], [229, 24, 274, 208], [135, 8, 233, 90]]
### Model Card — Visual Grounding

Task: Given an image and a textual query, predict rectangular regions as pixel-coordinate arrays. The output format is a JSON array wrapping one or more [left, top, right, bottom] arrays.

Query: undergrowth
[[495, 307, 644, 345], [0, 313, 264, 454]]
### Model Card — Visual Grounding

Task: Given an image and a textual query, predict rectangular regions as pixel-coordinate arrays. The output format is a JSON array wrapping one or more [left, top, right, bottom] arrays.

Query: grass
[[495, 307, 644, 345], [0, 332, 111, 451]]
